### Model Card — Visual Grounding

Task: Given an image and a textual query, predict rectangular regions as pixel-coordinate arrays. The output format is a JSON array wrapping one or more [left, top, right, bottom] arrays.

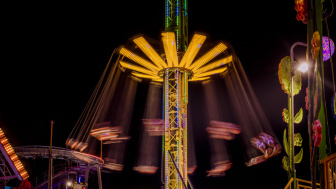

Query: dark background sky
[[1, 1, 336, 189]]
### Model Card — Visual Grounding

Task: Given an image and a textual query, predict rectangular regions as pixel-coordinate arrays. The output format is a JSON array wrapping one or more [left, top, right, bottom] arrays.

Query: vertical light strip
[[184, 71, 188, 103], [176, 141, 180, 189], [176, 69, 179, 189], [183, 114, 186, 186], [166, 69, 169, 129], [166, 0, 169, 28], [176, 70, 179, 128], [165, 69, 169, 189], [184, 0, 187, 16], [176, 0, 179, 51], [166, 151, 169, 189]]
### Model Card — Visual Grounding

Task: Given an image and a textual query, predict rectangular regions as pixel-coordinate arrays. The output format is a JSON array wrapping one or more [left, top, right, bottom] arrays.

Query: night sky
[[1, 1, 336, 189]]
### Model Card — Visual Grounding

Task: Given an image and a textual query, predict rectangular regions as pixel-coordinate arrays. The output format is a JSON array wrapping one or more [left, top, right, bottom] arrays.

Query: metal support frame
[[0, 155, 15, 187], [164, 68, 189, 189], [167, 151, 194, 189]]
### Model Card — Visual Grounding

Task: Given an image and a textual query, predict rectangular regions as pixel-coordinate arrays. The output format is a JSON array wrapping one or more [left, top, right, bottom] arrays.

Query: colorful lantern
[[322, 36, 335, 61]]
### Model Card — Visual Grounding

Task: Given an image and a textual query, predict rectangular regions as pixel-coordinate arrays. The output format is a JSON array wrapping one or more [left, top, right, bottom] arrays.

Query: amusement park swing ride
[[1, 0, 336, 188], [63, 0, 281, 188], [0, 0, 283, 188]]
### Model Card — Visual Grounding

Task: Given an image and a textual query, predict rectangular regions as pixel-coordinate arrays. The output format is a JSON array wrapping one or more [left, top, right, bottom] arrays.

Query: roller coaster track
[[13, 146, 103, 166], [13, 146, 103, 189]]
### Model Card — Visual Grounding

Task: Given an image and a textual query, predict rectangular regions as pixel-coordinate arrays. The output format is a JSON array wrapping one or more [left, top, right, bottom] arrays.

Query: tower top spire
[[165, 0, 188, 52]]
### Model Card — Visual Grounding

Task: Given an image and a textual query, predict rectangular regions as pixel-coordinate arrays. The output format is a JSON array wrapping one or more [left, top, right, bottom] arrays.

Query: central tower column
[[163, 68, 189, 189]]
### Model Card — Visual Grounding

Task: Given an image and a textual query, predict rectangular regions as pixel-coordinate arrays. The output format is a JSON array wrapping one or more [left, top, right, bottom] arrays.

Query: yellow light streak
[[189, 43, 227, 71], [193, 56, 232, 74], [119, 47, 160, 72], [151, 78, 163, 82], [132, 72, 161, 80], [120, 61, 157, 76], [180, 33, 207, 68], [188, 77, 210, 82], [193, 67, 228, 78], [133, 37, 167, 69], [162, 32, 178, 67]]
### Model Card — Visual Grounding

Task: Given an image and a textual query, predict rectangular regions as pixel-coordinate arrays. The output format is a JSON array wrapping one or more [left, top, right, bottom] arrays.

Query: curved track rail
[[14, 146, 103, 166]]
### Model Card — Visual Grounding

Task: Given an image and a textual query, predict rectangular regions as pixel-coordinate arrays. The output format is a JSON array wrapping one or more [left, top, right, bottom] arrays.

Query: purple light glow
[[322, 36, 335, 61]]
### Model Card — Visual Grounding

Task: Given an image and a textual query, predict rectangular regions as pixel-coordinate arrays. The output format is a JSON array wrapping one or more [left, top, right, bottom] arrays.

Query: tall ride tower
[[163, 0, 189, 188], [117, 0, 232, 188]]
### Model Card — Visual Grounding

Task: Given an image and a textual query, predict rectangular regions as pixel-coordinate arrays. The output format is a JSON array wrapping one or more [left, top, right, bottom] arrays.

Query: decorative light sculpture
[[322, 36, 335, 61]]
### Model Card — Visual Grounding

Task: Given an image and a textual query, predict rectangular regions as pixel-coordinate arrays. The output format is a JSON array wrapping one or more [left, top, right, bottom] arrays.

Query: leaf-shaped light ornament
[[278, 56, 302, 95], [332, 93, 336, 120], [294, 108, 303, 124], [283, 129, 289, 155], [294, 133, 303, 147], [282, 156, 289, 171], [278, 57, 291, 94], [313, 73, 322, 120], [293, 70, 302, 95], [294, 148, 303, 164], [282, 108, 289, 123]]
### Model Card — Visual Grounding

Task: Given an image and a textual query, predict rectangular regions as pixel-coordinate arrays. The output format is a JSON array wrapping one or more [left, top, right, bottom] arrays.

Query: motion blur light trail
[[224, 57, 280, 166], [64, 34, 281, 188], [134, 83, 162, 174]]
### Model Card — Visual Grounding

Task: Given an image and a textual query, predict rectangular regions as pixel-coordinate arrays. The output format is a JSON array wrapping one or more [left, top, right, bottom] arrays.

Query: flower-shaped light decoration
[[294, 0, 308, 24], [322, 36, 335, 61], [313, 119, 322, 147], [311, 31, 321, 60], [278, 56, 302, 95], [332, 93, 336, 120]]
